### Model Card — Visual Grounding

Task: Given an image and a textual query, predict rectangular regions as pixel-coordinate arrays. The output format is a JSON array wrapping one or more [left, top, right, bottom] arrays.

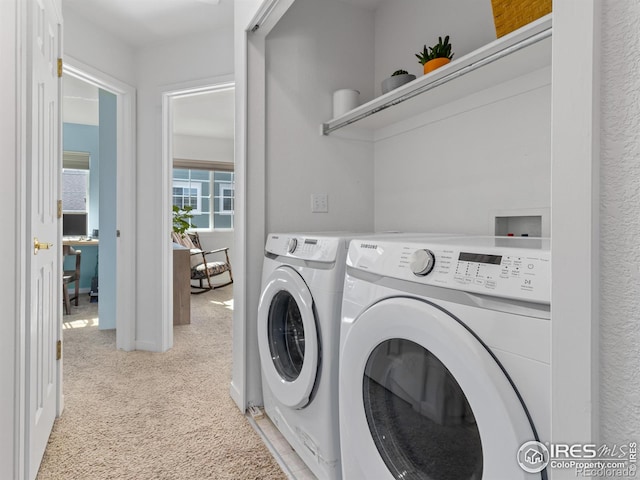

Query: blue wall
[[62, 91, 118, 330], [98, 89, 117, 330], [63, 245, 98, 292]]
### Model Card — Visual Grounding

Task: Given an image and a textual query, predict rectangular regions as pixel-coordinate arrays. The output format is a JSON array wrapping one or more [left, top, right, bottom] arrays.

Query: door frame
[[63, 56, 137, 351], [231, 0, 296, 412]]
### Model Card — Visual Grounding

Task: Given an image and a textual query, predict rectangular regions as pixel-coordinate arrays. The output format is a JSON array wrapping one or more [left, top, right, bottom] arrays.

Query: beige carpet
[[37, 287, 286, 480]]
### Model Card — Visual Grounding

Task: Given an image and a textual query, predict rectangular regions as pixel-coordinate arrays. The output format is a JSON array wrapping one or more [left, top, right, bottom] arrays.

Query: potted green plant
[[381, 69, 417, 94], [416, 35, 454, 74], [172, 205, 194, 236]]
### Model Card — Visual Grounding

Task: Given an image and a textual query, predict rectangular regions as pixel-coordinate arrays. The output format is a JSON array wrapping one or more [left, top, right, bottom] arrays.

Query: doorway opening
[[163, 80, 236, 333], [63, 57, 136, 351]]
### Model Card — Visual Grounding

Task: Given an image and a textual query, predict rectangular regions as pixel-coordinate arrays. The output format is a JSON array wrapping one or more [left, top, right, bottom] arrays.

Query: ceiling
[[61, 0, 235, 139], [60, 0, 384, 138], [61, 0, 234, 48], [63, 75, 234, 139], [172, 88, 235, 139], [337, 0, 386, 9]]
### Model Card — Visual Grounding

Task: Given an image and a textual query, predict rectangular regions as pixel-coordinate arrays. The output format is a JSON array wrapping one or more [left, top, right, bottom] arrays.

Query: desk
[[63, 238, 99, 247], [62, 239, 99, 294], [173, 244, 191, 325]]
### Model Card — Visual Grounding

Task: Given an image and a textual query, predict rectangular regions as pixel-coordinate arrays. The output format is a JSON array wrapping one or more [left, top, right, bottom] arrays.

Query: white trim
[[248, 0, 295, 37], [550, 0, 600, 468], [161, 92, 174, 352], [63, 55, 137, 352], [231, 0, 299, 413], [1, 0, 27, 477], [230, 4, 252, 413]]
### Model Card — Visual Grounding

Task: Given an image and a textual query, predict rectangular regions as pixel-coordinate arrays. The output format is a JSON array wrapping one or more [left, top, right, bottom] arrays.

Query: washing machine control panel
[[265, 234, 342, 263], [348, 237, 551, 304]]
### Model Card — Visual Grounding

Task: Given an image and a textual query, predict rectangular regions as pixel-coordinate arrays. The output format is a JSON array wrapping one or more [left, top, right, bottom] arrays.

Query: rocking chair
[[171, 232, 233, 294]]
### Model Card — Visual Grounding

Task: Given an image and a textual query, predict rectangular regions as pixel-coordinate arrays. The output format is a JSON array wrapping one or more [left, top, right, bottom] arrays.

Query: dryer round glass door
[[258, 267, 318, 409], [268, 290, 306, 382], [339, 297, 544, 480], [364, 338, 483, 479]]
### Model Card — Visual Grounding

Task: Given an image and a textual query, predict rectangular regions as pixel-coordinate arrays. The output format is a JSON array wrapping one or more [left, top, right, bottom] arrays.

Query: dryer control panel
[[348, 236, 551, 304], [265, 233, 343, 263]]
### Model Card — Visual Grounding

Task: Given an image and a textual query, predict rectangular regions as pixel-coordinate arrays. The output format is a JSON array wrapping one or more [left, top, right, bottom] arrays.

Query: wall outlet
[[311, 193, 328, 213]]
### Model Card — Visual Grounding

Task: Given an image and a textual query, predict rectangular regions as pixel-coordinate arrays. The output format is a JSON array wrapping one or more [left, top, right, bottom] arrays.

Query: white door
[[26, 0, 61, 477]]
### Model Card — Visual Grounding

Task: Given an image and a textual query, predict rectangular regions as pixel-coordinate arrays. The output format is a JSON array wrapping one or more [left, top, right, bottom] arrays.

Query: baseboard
[[229, 381, 244, 411]]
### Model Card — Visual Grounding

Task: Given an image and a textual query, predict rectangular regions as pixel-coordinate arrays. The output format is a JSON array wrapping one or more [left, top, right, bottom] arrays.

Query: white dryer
[[257, 232, 362, 480], [339, 236, 551, 480]]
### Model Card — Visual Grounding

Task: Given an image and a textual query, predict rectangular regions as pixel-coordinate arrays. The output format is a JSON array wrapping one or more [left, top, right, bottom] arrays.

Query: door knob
[[34, 237, 53, 255]]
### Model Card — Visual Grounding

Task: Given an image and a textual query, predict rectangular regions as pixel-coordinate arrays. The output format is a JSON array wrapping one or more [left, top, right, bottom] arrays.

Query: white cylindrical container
[[332, 89, 359, 118]]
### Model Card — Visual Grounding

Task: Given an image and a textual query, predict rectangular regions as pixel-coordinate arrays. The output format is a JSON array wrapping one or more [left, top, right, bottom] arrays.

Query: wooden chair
[[171, 232, 233, 294], [62, 245, 82, 314]]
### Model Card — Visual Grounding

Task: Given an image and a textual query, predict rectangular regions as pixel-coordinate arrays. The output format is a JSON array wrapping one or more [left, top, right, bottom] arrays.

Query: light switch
[[311, 193, 328, 213]]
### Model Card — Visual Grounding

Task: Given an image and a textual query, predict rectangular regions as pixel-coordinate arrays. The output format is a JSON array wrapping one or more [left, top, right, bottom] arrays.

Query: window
[[218, 182, 234, 214], [62, 169, 89, 212], [214, 172, 234, 229], [172, 168, 234, 230], [62, 151, 90, 213], [173, 181, 202, 213]]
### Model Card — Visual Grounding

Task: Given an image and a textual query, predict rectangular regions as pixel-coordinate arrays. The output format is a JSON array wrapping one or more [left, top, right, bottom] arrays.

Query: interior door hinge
[[56, 340, 62, 360], [57, 200, 62, 219], [57, 58, 63, 78]]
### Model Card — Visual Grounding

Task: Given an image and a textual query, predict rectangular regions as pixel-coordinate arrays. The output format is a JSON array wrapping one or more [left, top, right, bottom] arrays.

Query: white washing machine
[[257, 232, 364, 479], [339, 236, 551, 480]]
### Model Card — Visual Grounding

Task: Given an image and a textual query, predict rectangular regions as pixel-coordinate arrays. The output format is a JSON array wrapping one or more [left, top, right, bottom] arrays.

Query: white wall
[[372, 0, 548, 235], [599, 0, 640, 446], [173, 134, 233, 162], [62, 8, 136, 87], [135, 27, 234, 350], [374, 68, 551, 233], [374, 0, 495, 96], [265, 0, 375, 233]]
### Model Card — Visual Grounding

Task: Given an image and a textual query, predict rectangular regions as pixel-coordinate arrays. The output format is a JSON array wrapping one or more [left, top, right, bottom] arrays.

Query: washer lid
[[340, 298, 544, 479], [258, 267, 318, 409]]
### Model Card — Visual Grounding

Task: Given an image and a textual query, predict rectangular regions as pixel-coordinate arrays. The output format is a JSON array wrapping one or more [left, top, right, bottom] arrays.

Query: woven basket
[[491, 0, 552, 38]]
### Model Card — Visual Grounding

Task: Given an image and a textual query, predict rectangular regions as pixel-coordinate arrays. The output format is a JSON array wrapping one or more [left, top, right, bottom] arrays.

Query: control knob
[[409, 249, 436, 276], [287, 238, 298, 254]]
